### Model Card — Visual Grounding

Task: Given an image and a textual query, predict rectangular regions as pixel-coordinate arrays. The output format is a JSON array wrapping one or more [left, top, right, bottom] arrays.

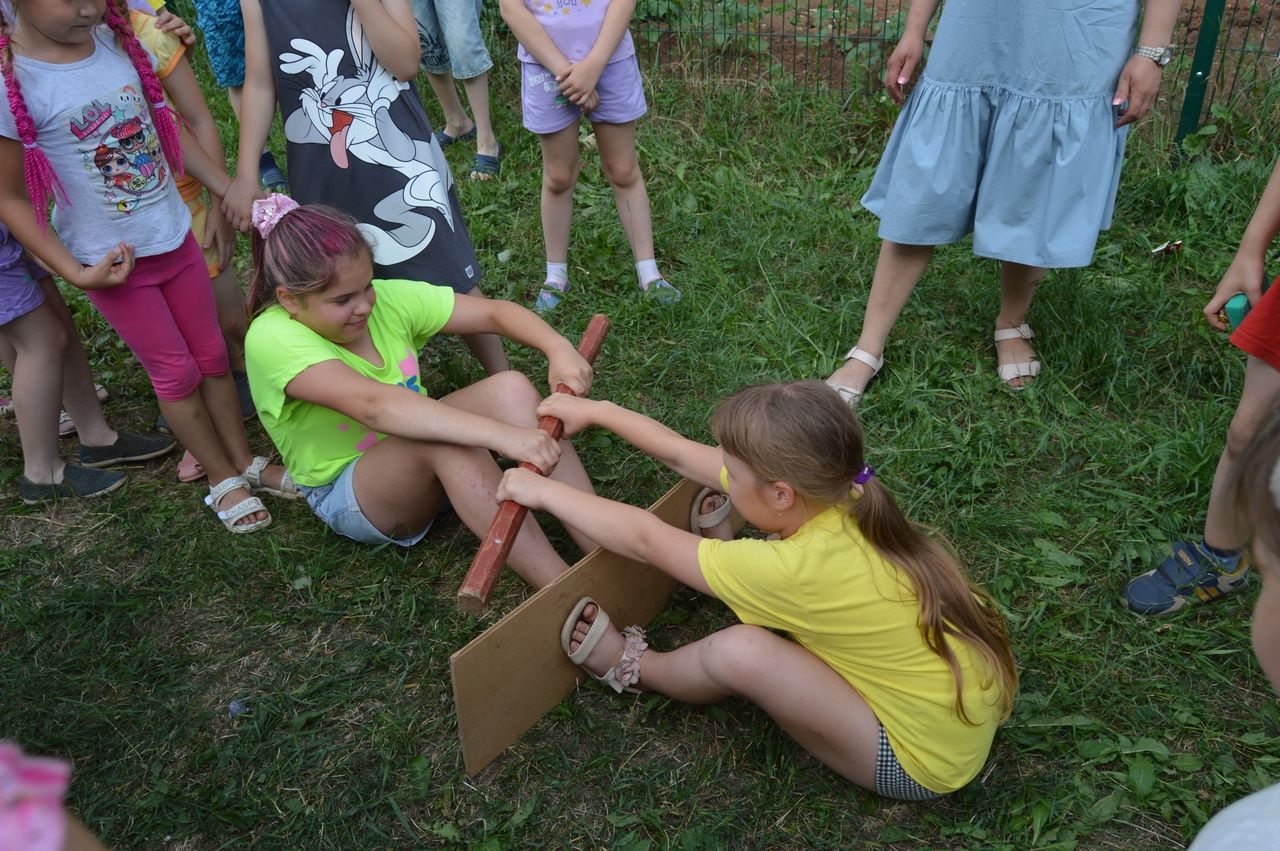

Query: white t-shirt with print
[[0, 25, 190, 263]]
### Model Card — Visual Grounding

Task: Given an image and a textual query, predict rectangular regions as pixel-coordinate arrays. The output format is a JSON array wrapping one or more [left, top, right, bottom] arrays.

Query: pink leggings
[[87, 234, 229, 401]]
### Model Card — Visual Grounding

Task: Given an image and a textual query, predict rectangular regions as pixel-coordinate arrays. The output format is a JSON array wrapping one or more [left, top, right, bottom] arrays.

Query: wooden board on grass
[[451, 478, 732, 777]]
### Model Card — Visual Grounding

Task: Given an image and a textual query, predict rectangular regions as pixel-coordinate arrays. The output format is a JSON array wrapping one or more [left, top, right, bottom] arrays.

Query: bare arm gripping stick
[[457, 314, 611, 616]]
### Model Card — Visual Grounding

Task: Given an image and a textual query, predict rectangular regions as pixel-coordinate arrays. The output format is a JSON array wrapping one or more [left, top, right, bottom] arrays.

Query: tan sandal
[[826, 347, 883, 408], [561, 597, 647, 694], [994, 324, 1041, 390], [242, 455, 302, 500], [206, 476, 272, 534]]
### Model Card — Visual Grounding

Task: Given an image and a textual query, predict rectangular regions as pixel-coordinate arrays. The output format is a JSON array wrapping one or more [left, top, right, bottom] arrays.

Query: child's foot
[[826, 348, 883, 408], [19, 464, 125, 504], [639, 278, 681, 305], [259, 152, 289, 194], [242, 456, 302, 499], [79, 430, 177, 468], [534, 278, 570, 314], [1124, 539, 1251, 616], [470, 142, 503, 181], [690, 487, 733, 540], [561, 597, 649, 693], [176, 449, 205, 483], [206, 476, 272, 533], [54, 383, 110, 436], [434, 122, 477, 147]]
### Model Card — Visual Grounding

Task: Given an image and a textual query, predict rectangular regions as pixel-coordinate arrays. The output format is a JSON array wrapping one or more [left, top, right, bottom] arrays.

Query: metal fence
[[626, 0, 1280, 138]]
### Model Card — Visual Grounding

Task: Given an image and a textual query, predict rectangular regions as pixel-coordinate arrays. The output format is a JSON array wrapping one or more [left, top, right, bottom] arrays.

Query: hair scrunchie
[[251, 194, 300, 239], [854, 464, 876, 485]]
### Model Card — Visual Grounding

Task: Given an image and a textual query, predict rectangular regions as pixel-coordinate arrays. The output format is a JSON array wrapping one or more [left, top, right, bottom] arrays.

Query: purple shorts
[[520, 56, 647, 134], [0, 254, 48, 327]]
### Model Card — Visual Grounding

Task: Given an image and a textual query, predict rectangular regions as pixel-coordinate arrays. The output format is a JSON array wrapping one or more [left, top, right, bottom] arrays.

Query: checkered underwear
[[874, 725, 945, 801]]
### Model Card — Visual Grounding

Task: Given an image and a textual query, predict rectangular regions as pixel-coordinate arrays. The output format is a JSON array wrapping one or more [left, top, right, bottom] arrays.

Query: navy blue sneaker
[[79, 430, 176, 468], [1124, 540, 1251, 616], [20, 465, 125, 504], [259, 151, 289, 194]]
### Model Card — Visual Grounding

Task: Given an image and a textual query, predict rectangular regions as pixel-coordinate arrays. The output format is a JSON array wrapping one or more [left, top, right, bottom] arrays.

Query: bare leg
[[456, 289, 510, 376], [569, 605, 881, 788], [460, 72, 498, 158], [3, 305, 70, 484], [592, 121, 656, 264], [540, 123, 582, 266], [38, 278, 115, 447], [424, 70, 475, 140], [227, 86, 243, 120], [210, 266, 248, 372], [1204, 356, 1280, 550], [827, 240, 934, 392], [351, 372, 597, 586], [994, 261, 1045, 389]]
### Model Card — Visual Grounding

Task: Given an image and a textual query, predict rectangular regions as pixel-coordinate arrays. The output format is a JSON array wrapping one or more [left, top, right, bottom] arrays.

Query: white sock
[[545, 262, 568, 284], [635, 259, 661, 287]]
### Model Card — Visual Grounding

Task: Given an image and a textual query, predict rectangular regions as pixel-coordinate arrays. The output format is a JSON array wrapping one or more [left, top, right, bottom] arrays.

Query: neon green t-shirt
[[244, 279, 456, 487], [698, 506, 1005, 793]]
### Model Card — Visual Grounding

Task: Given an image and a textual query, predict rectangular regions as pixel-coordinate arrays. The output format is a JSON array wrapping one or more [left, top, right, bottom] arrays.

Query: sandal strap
[[242, 456, 269, 488], [998, 360, 1041, 381], [215, 494, 268, 525], [842, 347, 884, 373], [691, 487, 732, 531], [600, 626, 648, 693], [993, 324, 1035, 343], [563, 597, 611, 666], [205, 475, 251, 507]]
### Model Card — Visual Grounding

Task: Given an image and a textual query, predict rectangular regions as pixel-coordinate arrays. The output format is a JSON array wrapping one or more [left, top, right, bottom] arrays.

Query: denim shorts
[[521, 56, 648, 134], [412, 0, 493, 80], [299, 458, 433, 548]]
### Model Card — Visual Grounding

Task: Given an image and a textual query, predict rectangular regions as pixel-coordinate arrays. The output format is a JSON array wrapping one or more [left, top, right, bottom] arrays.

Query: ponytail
[[712, 381, 1018, 724], [849, 479, 1017, 723], [103, 0, 183, 177], [0, 22, 68, 227]]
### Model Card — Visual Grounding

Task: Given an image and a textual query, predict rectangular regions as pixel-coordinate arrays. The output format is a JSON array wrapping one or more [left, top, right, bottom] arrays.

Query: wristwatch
[[1133, 45, 1173, 66]]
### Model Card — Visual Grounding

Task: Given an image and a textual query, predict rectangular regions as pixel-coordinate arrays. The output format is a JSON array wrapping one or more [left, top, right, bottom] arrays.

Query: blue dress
[[861, 0, 1138, 268]]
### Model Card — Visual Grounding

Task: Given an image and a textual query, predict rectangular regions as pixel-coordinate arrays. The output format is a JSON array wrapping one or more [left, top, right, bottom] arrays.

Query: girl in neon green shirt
[[497, 381, 1018, 797]]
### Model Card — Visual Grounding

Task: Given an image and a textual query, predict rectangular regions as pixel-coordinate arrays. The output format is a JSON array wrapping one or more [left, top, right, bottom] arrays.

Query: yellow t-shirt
[[698, 505, 1005, 792]]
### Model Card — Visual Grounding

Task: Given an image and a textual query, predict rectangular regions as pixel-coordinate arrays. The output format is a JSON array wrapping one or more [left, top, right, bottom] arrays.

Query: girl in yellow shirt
[[496, 380, 1018, 798]]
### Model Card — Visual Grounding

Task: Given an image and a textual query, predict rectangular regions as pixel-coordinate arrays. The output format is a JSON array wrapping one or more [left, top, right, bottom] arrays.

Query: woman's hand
[[884, 34, 926, 105], [497, 424, 562, 474], [547, 348, 593, 397], [1113, 56, 1162, 127], [496, 467, 552, 510], [1204, 251, 1267, 331], [70, 243, 134, 290], [537, 393, 600, 438]]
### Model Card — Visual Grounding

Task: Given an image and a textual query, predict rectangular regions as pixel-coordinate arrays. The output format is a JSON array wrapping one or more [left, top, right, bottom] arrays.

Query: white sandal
[[561, 596, 648, 694], [242, 456, 302, 500], [205, 476, 272, 534], [825, 347, 884, 409], [690, 487, 732, 535], [993, 324, 1041, 389]]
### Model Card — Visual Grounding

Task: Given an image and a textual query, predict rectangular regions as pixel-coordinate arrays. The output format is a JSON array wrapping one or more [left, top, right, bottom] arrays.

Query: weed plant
[[2, 23, 1279, 850]]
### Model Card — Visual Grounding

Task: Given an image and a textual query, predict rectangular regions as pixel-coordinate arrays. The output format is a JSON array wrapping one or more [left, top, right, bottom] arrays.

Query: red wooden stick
[[457, 314, 611, 615]]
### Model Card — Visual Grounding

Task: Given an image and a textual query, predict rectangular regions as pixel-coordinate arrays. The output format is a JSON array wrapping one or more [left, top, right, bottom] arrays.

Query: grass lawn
[[2, 20, 1280, 850]]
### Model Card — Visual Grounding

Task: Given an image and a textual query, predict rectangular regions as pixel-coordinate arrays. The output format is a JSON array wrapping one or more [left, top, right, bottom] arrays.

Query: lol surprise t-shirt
[[244, 279, 456, 487], [0, 26, 190, 263], [515, 0, 636, 65]]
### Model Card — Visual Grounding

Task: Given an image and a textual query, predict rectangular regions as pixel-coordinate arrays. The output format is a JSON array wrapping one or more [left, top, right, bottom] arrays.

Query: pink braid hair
[[0, 26, 69, 228], [102, 0, 183, 177]]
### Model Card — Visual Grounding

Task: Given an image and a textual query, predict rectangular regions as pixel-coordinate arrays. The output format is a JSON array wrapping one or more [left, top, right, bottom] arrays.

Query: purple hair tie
[[854, 464, 875, 485]]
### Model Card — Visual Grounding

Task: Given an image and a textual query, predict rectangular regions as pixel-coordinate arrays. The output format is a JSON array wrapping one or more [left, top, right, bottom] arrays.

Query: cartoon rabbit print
[[280, 7, 454, 266]]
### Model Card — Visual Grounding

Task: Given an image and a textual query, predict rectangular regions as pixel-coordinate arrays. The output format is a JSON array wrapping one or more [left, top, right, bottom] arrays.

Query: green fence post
[[1176, 0, 1227, 144]]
